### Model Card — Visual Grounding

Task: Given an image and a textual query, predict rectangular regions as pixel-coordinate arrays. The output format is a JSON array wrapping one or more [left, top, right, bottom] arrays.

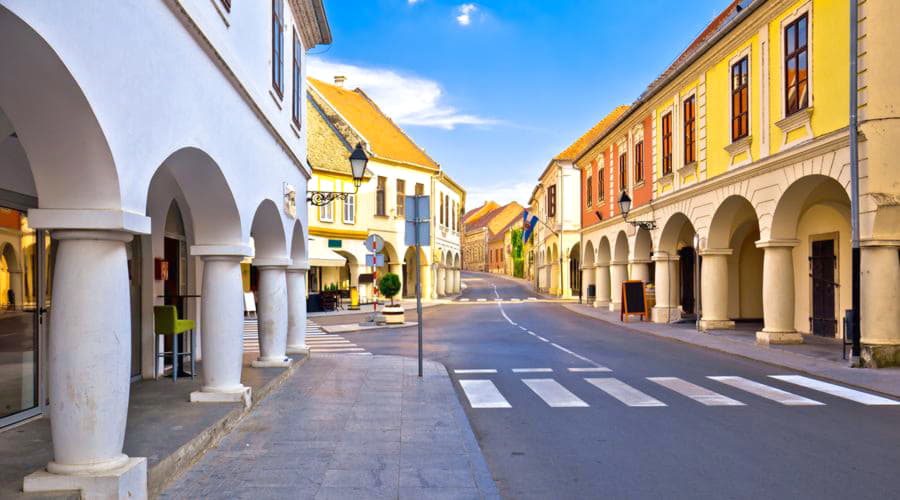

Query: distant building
[[462, 202, 522, 272]]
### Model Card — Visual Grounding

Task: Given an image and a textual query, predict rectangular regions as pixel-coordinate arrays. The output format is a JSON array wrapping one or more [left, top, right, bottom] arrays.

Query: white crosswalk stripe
[[585, 378, 667, 407], [523, 378, 589, 407], [648, 377, 745, 406], [708, 376, 824, 406], [769, 375, 900, 406], [243, 320, 370, 356], [459, 380, 511, 408]]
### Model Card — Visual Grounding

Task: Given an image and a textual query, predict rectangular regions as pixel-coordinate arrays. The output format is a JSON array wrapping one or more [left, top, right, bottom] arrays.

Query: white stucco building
[[0, 0, 329, 496]]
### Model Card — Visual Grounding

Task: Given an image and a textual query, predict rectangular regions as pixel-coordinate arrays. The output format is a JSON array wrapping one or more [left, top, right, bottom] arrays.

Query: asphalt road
[[330, 271, 900, 500]]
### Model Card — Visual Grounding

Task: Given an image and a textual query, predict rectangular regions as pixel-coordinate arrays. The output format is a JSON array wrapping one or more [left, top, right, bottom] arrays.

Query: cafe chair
[[153, 305, 196, 382]]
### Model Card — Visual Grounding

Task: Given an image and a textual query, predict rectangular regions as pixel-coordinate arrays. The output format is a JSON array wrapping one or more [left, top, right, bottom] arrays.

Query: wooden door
[[810, 240, 837, 337]]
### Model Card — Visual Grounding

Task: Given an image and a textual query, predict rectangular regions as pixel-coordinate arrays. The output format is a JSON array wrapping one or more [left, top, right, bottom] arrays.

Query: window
[[452, 201, 458, 230], [586, 175, 593, 208], [661, 113, 673, 175], [618, 153, 627, 190], [599, 166, 605, 201], [319, 183, 334, 222], [343, 194, 355, 224], [271, 0, 284, 97], [415, 183, 424, 196], [376, 176, 386, 216], [683, 96, 696, 164], [634, 141, 644, 183], [439, 194, 445, 226], [547, 185, 557, 218], [731, 57, 749, 141], [784, 14, 809, 115], [396, 179, 406, 217], [291, 30, 302, 128]]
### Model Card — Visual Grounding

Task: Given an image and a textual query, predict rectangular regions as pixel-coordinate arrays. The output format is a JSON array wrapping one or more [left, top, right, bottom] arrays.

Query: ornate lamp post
[[307, 143, 369, 206], [618, 191, 656, 230]]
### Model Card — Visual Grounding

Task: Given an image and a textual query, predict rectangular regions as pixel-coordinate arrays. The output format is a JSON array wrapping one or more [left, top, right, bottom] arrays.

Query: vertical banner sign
[[405, 195, 430, 377]]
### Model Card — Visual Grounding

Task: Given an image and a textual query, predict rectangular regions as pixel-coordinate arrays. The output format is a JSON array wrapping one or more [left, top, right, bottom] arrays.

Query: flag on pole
[[522, 211, 538, 244]]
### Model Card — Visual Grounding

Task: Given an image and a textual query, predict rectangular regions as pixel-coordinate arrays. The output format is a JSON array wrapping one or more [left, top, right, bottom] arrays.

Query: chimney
[[334, 75, 346, 88]]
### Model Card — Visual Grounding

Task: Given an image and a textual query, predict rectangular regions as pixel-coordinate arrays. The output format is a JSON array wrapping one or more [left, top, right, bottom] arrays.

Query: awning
[[309, 237, 347, 267]]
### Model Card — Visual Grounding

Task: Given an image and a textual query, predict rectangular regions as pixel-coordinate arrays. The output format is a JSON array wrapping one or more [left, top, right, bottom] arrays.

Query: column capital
[[651, 254, 680, 262], [628, 258, 653, 264], [51, 229, 133, 243], [860, 238, 900, 248], [28, 208, 150, 234], [595, 262, 610, 268], [755, 238, 800, 249], [609, 259, 628, 266], [698, 248, 733, 256], [191, 244, 253, 257], [253, 257, 292, 268]]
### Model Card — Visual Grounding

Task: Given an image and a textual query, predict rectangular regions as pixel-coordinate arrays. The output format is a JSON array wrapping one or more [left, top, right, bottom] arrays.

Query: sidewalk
[[162, 355, 499, 500], [563, 303, 900, 399]]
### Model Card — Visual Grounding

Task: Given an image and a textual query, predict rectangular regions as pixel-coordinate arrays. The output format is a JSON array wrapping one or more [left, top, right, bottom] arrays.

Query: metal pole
[[415, 196, 424, 377], [849, 0, 861, 366]]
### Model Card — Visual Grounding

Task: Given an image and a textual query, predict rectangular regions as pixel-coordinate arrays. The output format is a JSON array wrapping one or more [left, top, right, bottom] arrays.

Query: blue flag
[[522, 212, 538, 244]]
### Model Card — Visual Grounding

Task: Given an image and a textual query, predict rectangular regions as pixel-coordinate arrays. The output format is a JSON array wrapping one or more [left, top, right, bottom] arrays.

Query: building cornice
[[288, 0, 332, 49], [309, 226, 368, 240]]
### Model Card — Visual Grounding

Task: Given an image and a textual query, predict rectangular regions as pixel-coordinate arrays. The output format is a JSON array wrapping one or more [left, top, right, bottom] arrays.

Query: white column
[[252, 261, 292, 367], [699, 249, 735, 331], [651, 255, 680, 323], [444, 266, 453, 295], [453, 269, 461, 293], [23, 229, 147, 496], [436, 267, 445, 296], [629, 259, 651, 283], [594, 264, 610, 308], [755, 240, 802, 344], [561, 258, 572, 298], [608, 260, 627, 311], [190, 251, 251, 405], [860, 242, 900, 366], [286, 266, 309, 355], [581, 268, 591, 303]]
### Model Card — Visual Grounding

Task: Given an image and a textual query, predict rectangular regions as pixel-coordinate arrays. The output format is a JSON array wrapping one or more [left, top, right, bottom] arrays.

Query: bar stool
[[153, 305, 196, 382]]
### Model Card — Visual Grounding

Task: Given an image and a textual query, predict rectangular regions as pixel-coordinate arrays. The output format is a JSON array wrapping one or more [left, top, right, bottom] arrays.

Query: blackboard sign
[[620, 280, 648, 322]]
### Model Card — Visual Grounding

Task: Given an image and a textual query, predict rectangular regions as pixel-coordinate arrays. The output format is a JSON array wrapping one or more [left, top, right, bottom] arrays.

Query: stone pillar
[[286, 265, 309, 355], [436, 266, 445, 297], [581, 268, 592, 303], [23, 229, 147, 496], [652, 254, 680, 323], [608, 260, 627, 311], [421, 263, 432, 300], [860, 241, 900, 367], [444, 266, 453, 295], [755, 240, 802, 344], [629, 259, 651, 283], [594, 264, 610, 308], [561, 258, 572, 298], [252, 260, 292, 367], [698, 249, 735, 331], [189, 249, 251, 405]]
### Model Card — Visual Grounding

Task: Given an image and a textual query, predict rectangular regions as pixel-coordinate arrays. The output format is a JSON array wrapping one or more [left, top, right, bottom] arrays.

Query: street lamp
[[618, 191, 656, 230], [307, 143, 369, 206]]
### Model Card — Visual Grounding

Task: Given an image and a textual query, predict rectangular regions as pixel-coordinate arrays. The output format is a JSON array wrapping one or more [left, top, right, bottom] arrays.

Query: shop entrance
[[810, 239, 837, 337]]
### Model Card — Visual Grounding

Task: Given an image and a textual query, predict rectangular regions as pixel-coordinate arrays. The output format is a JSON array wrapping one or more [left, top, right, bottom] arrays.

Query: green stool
[[153, 305, 196, 382]]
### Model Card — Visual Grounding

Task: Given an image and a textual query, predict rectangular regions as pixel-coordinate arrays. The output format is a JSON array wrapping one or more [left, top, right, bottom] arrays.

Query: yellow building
[[571, 0, 899, 367]]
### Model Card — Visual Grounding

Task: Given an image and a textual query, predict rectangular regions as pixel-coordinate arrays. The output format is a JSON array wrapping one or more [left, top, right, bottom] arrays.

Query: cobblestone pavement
[[162, 355, 499, 499]]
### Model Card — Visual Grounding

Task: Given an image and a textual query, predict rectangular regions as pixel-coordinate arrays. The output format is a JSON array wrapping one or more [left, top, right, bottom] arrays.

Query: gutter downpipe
[[849, 0, 861, 367]]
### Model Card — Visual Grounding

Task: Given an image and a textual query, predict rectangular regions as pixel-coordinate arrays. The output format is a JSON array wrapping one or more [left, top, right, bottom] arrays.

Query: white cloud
[[308, 57, 496, 130], [408, 0, 421, 4], [465, 181, 535, 211], [456, 3, 477, 26]]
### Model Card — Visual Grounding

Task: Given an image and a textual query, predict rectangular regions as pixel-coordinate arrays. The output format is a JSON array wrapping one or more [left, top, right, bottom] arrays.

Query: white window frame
[[343, 193, 355, 224], [319, 179, 334, 222]]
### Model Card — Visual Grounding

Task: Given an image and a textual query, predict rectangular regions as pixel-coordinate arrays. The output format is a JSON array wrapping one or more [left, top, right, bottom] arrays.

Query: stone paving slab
[[563, 302, 900, 399], [162, 355, 500, 500]]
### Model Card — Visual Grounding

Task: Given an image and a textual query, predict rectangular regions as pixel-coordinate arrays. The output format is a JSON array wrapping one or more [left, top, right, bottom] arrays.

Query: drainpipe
[[849, 0, 861, 366]]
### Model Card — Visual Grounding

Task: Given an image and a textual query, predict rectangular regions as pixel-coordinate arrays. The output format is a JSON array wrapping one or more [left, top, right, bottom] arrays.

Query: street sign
[[405, 195, 430, 221], [405, 195, 431, 247], [405, 220, 430, 246], [365, 253, 384, 267], [364, 234, 385, 253]]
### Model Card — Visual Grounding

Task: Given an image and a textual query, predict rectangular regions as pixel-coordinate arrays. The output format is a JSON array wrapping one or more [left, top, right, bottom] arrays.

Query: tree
[[377, 273, 401, 305]]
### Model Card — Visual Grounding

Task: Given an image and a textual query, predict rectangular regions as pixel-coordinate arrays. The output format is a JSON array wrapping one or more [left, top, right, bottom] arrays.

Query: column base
[[652, 306, 680, 323], [190, 385, 252, 408], [699, 319, 735, 331], [251, 357, 293, 368], [286, 344, 310, 355], [25, 457, 147, 499], [608, 301, 621, 312], [756, 330, 804, 345], [861, 344, 900, 368], [593, 300, 609, 309]]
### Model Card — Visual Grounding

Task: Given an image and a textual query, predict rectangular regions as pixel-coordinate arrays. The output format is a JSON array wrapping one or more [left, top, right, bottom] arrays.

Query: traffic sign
[[365, 254, 385, 267], [364, 234, 385, 253]]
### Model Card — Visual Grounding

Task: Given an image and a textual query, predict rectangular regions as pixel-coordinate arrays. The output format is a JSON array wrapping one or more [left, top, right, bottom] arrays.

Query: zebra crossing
[[452, 370, 900, 409], [457, 297, 540, 302], [242, 320, 371, 356]]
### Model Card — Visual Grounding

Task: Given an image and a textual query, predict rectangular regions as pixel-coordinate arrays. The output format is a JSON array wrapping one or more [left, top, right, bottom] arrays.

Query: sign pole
[[414, 196, 424, 377]]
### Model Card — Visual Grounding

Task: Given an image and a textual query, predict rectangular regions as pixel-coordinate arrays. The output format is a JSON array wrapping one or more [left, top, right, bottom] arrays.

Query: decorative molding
[[775, 107, 814, 147], [724, 135, 753, 169]]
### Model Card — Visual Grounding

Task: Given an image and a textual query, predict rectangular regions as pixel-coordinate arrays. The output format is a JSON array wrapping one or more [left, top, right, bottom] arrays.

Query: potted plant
[[377, 273, 404, 324]]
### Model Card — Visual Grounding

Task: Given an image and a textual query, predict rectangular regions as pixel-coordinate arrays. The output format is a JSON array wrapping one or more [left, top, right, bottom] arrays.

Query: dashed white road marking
[[518, 326, 528, 331], [527, 331, 537, 335], [459, 380, 511, 408], [512, 368, 553, 373], [523, 379, 589, 408], [769, 375, 900, 406], [586, 378, 667, 407], [510, 298, 522, 302], [477, 298, 487, 302], [454, 369, 498, 374], [648, 377, 745, 406], [527, 297, 539, 301], [708, 376, 824, 406], [568, 367, 612, 373], [459, 298, 470, 302]]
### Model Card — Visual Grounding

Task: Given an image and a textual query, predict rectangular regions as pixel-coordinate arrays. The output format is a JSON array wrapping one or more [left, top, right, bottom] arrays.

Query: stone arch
[[597, 236, 611, 265], [0, 242, 21, 309], [402, 245, 429, 299], [655, 212, 698, 317], [250, 199, 288, 260], [633, 228, 652, 261], [613, 231, 629, 263], [289, 220, 306, 265], [583, 240, 595, 267], [658, 212, 696, 253], [0, 6, 122, 210], [770, 175, 851, 241]]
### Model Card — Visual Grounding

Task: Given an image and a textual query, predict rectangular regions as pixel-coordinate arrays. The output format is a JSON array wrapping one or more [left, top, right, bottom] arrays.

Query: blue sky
[[310, 0, 728, 209]]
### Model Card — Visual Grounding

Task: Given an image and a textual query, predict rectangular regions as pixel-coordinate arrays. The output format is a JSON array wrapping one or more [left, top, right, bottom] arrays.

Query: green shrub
[[377, 273, 402, 305]]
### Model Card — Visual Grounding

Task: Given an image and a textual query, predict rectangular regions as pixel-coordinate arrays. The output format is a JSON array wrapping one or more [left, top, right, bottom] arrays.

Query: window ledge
[[269, 89, 283, 110], [633, 180, 646, 189], [724, 135, 752, 156], [775, 107, 813, 134], [657, 172, 675, 187], [678, 161, 697, 178]]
